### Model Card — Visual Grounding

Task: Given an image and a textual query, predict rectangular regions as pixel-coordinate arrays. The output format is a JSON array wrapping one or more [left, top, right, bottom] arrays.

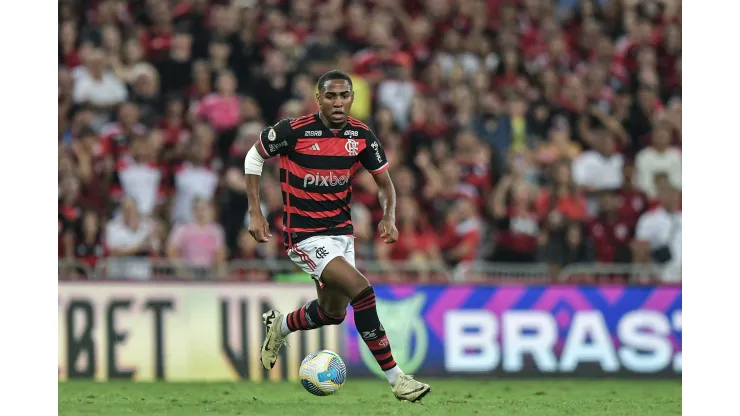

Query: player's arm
[[361, 132, 398, 244], [243, 119, 296, 242], [373, 170, 398, 244]]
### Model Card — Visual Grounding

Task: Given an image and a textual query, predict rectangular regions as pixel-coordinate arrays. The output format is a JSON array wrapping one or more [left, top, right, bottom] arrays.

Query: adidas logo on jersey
[[310, 143, 320, 151]]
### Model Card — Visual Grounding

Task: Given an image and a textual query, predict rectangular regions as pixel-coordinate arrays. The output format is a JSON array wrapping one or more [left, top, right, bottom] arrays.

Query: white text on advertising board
[[444, 310, 682, 373]]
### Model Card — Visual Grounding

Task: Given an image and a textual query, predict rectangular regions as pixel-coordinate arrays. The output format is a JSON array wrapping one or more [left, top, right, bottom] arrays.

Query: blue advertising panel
[[342, 285, 681, 378]]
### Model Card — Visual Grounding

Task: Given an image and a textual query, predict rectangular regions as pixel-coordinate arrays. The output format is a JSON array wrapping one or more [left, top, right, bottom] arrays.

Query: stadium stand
[[58, 0, 682, 283]]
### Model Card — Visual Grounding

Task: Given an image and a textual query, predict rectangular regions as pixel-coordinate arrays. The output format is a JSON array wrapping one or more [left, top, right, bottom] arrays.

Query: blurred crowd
[[58, 0, 682, 281]]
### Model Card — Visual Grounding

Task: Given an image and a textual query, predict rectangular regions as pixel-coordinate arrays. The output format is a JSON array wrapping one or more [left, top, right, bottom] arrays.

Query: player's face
[[316, 80, 354, 127]]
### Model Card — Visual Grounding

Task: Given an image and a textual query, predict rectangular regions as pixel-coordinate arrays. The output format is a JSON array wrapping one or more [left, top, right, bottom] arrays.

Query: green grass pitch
[[59, 379, 681, 415]]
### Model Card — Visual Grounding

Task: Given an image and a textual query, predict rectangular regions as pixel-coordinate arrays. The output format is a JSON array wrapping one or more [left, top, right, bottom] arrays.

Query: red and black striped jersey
[[256, 113, 389, 248]]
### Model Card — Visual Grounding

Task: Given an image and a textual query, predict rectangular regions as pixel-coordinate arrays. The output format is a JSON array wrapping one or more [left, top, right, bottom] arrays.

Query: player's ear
[[315, 91, 321, 104]]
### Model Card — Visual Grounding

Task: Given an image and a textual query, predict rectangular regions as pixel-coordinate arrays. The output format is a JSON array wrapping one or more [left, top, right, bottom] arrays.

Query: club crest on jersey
[[345, 139, 359, 156], [267, 128, 277, 141], [344, 130, 358, 137]]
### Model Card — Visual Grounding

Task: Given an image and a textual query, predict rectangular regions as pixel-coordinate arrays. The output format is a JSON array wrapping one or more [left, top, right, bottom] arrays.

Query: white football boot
[[391, 373, 432, 402], [260, 310, 289, 370]]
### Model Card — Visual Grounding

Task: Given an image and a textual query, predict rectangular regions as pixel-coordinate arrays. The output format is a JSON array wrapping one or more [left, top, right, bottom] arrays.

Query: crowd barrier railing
[[57, 257, 676, 284]]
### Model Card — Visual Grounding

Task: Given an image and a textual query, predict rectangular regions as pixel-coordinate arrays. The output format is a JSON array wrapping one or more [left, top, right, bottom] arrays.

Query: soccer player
[[243, 70, 431, 402]]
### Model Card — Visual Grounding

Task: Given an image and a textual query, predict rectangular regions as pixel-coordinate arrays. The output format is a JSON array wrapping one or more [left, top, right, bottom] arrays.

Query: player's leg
[[261, 238, 348, 370], [279, 282, 348, 335], [319, 238, 431, 402]]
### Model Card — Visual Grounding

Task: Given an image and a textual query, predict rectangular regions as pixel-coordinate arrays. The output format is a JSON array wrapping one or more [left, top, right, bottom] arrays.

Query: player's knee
[[349, 283, 371, 301], [321, 257, 371, 299], [343, 270, 371, 299]]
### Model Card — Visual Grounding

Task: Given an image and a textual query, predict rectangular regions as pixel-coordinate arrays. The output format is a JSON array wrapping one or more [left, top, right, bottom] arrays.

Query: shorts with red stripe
[[287, 235, 355, 288]]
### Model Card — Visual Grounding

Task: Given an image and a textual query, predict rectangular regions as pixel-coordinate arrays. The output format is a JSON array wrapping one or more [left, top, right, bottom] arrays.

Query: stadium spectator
[[573, 129, 625, 215], [72, 49, 128, 125], [250, 50, 293, 124], [542, 221, 596, 275], [171, 139, 218, 224], [587, 189, 634, 264], [299, 5, 342, 79], [114, 133, 164, 216], [635, 123, 681, 198], [573, 129, 624, 192], [617, 161, 649, 229], [196, 70, 241, 133], [634, 184, 682, 282], [111, 38, 156, 87], [376, 196, 441, 270], [156, 30, 194, 96], [104, 197, 160, 280], [167, 198, 227, 280], [489, 177, 541, 263], [536, 160, 588, 224], [441, 197, 483, 267], [99, 101, 147, 161], [74, 210, 105, 269], [222, 122, 263, 252], [59, 174, 81, 260]]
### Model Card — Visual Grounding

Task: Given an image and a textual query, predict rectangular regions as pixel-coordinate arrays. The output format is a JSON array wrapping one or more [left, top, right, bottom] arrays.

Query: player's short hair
[[316, 70, 353, 91]]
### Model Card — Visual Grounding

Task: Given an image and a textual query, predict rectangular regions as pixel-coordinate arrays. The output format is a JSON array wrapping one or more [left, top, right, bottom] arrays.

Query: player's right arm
[[243, 119, 296, 242]]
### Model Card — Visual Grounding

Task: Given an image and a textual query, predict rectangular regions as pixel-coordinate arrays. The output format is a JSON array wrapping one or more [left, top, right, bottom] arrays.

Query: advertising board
[[344, 285, 681, 378], [58, 283, 339, 381], [59, 283, 681, 380]]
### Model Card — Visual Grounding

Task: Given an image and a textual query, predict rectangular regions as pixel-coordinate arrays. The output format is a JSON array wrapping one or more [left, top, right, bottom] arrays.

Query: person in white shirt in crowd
[[377, 60, 416, 131], [572, 129, 624, 215], [104, 197, 161, 280], [171, 139, 219, 224], [72, 48, 128, 126], [634, 184, 681, 282], [117, 134, 163, 217], [635, 123, 681, 198]]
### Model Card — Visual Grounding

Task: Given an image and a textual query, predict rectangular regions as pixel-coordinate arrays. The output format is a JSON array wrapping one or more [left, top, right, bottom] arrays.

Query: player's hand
[[378, 216, 399, 244], [248, 212, 272, 243]]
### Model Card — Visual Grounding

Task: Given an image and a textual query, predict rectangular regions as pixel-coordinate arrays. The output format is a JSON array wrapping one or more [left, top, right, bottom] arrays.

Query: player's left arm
[[373, 170, 398, 244], [360, 131, 398, 244]]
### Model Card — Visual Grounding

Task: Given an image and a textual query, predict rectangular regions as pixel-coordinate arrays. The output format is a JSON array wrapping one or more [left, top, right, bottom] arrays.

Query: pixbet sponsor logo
[[443, 309, 682, 374], [303, 171, 350, 187]]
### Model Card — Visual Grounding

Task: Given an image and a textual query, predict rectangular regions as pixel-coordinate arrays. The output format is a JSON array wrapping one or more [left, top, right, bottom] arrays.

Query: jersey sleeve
[[256, 118, 297, 158], [360, 131, 390, 175]]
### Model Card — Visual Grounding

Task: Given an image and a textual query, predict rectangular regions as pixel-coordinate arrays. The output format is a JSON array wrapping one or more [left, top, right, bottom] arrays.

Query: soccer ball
[[299, 350, 347, 396]]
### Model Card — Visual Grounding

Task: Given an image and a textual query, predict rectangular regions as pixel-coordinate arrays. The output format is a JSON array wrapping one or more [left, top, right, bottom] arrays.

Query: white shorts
[[287, 235, 355, 288]]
